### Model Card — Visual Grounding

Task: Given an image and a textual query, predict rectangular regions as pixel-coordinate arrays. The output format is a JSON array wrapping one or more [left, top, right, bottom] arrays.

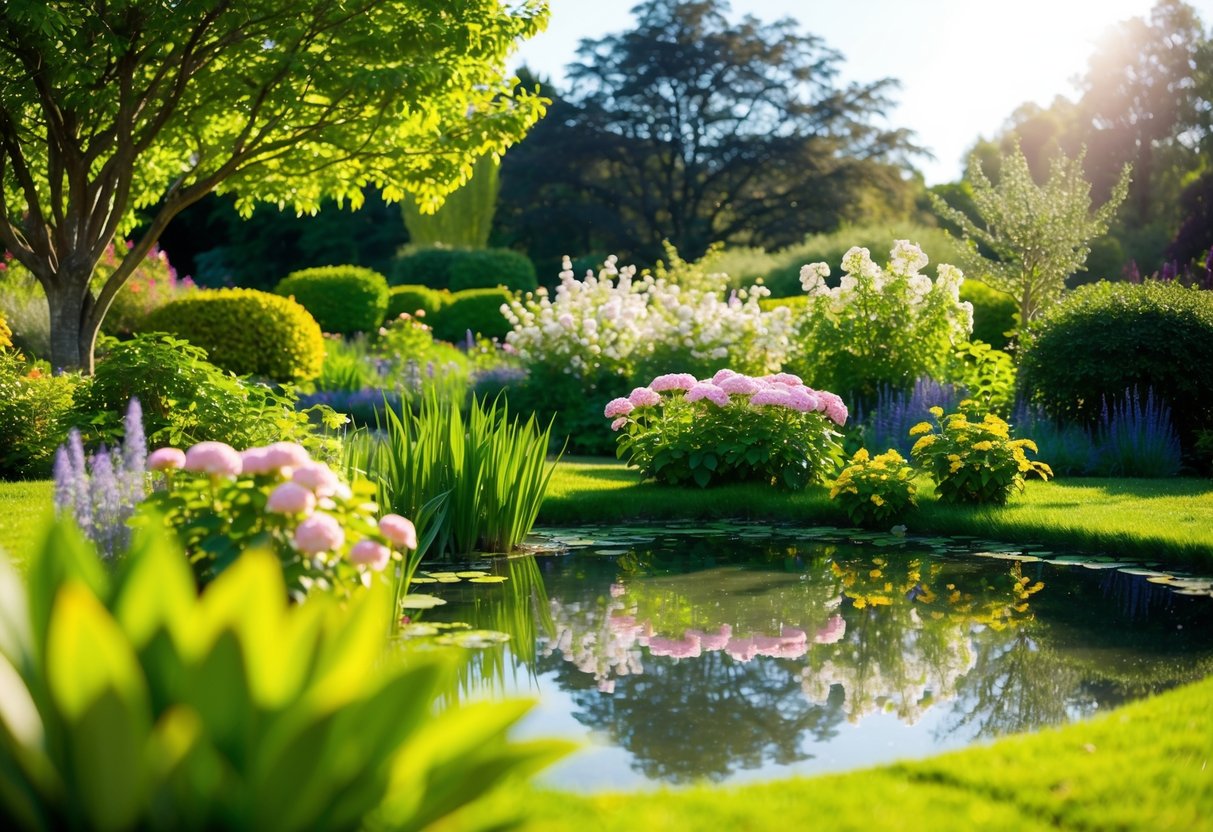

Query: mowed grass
[[0, 480, 53, 567], [458, 673, 1213, 832], [541, 457, 1213, 569]]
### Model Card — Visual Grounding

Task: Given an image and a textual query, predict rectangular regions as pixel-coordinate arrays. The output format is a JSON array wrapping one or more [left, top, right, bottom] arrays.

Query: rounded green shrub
[[448, 249, 538, 293], [387, 284, 450, 320], [146, 288, 324, 381], [0, 351, 79, 478], [274, 265, 389, 335], [1018, 281, 1213, 444], [960, 280, 1016, 350], [390, 247, 463, 289], [428, 288, 512, 343]]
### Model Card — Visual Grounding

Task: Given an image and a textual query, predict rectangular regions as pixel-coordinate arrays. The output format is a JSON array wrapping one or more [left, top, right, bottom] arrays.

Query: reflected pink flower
[[147, 447, 185, 472], [266, 481, 316, 516], [781, 626, 807, 644], [814, 614, 847, 644], [609, 583, 627, 597], [695, 625, 732, 651], [183, 442, 241, 477], [350, 539, 391, 571], [725, 637, 758, 662], [777, 641, 809, 659], [754, 634, 784, 657]]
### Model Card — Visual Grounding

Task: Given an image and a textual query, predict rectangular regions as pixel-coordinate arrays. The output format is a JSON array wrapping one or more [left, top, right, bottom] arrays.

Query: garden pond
[[410, 523, 1213, 791]]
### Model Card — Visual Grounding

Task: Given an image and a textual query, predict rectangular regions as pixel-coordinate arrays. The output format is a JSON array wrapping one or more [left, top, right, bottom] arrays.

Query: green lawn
[[465, 672, 1213, 831], [0, 480, 53, 567], [541, 457, 1213, 569]]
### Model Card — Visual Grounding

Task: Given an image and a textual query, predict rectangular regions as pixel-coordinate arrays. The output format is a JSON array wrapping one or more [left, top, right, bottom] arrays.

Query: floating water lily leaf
[[455, 571, 489, 578], [1078, 562, 1123, 570], [400, 594, 447, 609], [1146, 576, 1176, 584], [436, 577, 461, 583], [470, 576, 508, 583], [594, 549, 630, 556], [426, 571, 459, 578], [1119, 568, 1171, 577], [398, 623, 440, 638], [435, 629, 512, 648]]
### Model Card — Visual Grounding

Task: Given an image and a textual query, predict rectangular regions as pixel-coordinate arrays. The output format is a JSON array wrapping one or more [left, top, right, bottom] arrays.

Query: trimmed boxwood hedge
[[386, 284, 450, 321], [1018, 280, 1213, 444], [274, 265, 389, 335], [392, 247, 537, 292], [145, 288, 325, 382], [428, 288, 512, 343]]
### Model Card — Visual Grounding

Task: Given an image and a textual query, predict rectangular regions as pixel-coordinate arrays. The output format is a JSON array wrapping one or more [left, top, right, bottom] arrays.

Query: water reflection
[[427, 529, 1213, 787]]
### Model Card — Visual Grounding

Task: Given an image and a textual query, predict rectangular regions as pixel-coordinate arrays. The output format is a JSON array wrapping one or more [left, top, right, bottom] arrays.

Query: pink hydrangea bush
[[141, 439, 416, 599], [606, 369, 847, 489]]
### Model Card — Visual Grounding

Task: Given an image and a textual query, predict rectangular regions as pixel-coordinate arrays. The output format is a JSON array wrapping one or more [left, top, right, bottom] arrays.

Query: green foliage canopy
[[0, 0, 548, 371]]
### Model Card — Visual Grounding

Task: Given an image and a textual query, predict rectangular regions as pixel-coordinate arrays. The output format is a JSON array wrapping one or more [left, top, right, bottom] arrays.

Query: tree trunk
[[45, 272, 98, 375]]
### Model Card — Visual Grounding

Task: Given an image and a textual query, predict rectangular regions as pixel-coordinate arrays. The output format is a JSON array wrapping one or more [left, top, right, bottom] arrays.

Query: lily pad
[[436, 629, 511, 648], [398, 623, 440, 638], [470, 576, 509, 583], [456, 571, 489, 578], [400, 594, 448, 610], [408, 577, 438, 584]]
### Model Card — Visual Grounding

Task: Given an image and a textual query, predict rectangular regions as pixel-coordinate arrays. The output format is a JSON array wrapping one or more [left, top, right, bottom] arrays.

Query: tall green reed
[[347, 391, 561, 561]]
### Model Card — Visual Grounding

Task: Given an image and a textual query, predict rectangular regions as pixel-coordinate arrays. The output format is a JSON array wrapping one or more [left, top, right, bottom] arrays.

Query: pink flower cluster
[[150, 438, 416, 572], [602, 368, 849, 428], [619, 620, 846, 663]]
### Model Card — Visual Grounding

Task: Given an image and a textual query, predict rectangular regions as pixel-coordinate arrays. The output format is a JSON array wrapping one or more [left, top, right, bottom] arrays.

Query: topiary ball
[[146, 288, 325, 381], [428, 288, 513, 343], [1018, 280, 1213, 445], [386, 284, 450, 321], [275, 266, 389, 335]]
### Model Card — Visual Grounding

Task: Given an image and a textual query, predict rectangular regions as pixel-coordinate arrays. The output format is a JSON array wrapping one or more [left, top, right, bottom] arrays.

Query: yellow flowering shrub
[[830, 447, 917, 526], [910, 401, 1051, 505]]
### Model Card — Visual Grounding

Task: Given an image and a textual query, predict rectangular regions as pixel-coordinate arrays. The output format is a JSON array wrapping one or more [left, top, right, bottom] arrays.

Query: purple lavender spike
[[66, 430, 92, 534], [122, 397, 148, 505], [52, 446, 74, 517], [89, 448, 125, 558]]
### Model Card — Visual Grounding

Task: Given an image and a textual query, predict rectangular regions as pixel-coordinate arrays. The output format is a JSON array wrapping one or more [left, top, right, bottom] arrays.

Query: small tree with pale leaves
[[931, 145, 1129, 329]]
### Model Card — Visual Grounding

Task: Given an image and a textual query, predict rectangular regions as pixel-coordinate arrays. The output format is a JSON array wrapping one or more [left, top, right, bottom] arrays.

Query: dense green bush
[[0, 350, 79, 478], [959, 280, 1017, 349], [428, 288, 512, 342], [1018, 281, 1213, 446], [390, 246, 464, 288], [448, 248, 538, 293], [146, 288, 324, 381], [70, 334, 334, 454], [393, 246, 538, 293], [275, 265, 390, 335], [387, 284, 450, 320]]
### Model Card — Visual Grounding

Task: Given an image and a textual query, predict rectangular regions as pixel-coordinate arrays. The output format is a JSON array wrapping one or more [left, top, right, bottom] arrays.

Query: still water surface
[[421, 523, 1213, 790]]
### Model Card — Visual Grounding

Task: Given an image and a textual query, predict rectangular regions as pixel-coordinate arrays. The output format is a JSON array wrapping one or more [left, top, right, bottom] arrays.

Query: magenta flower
[[817, 391, 849, 426], [379, 514, 418, 549], [787, 386, 821, 413], [749, 388, 793, 408], [349, 539, 391, 571], [610, 416, 628, 431], [603, 397, 635, 418], [292, 461, 341, 497], [627, 386, 662, 408], [293, 512, 345, 554], [147, 447, 186, 472], [265, 481, 316, 516], [763, 372, 804, 387], [710, 368, 737, 385], [649, 373, 697, 392], [183, 442, 242, 477]]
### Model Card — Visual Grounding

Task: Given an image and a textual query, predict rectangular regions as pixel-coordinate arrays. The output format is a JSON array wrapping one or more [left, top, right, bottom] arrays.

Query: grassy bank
[[0, 480, 52, 566], [540, 458, 1213, 569], [466, 672, 1212, 831]]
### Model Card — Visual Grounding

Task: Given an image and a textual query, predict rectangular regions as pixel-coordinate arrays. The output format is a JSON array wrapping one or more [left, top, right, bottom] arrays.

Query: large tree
[[497, 0, 920, 263], [0, 0, 547, 372]]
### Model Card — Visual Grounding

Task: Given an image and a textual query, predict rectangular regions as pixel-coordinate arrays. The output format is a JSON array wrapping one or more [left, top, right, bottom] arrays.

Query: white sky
[[511, 0, 1213, 184]]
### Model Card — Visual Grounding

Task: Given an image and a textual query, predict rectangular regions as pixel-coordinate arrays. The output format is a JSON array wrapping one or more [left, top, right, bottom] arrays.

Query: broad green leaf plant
[[0, 520, 570, 831]]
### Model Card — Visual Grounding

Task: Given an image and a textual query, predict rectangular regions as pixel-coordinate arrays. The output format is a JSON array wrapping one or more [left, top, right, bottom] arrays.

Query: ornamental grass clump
[[607, 369, 847, 489], [910, 402, 1051, 505], [830, 448, 917, 526]]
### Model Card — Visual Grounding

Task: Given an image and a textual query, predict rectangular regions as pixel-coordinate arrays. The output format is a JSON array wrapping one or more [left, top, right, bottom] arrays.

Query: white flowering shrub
[[789, 241, 974, 400], [502, 254, 793, 382]]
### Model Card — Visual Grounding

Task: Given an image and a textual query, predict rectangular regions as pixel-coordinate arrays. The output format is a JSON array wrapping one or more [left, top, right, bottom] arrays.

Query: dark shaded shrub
[[146, 288, 324, 381], [390, 247, 464, 289], [959, 280, 1016, 349], [275, 265, 389, 335], [428, 288, 512, 343], [1018, 281, 1213, 449], [448, 249, 538, 293], [387, 284, 450, 320]]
